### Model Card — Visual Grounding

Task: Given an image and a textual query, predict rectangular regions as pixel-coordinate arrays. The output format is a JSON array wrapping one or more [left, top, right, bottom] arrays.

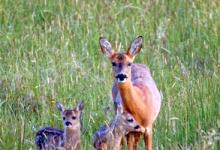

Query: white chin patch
[[117, 78, 127, 83]]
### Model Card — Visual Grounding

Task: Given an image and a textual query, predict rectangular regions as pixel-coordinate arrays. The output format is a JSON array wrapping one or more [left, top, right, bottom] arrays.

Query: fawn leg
[[119, 136, 127, 150]]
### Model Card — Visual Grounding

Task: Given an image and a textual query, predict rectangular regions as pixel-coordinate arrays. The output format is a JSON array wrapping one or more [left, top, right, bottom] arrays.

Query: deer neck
[[64, 127, 80, 150], [117, 80, 146, 126], [117, 80, 138, 110]]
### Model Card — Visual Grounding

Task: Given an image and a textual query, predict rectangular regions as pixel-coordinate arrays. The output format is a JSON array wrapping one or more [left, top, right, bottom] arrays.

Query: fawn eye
[[134, 125, 140, 129], [63, 117, 65, 120], [72, 116, 76, 120], [128, 62, 132, 66], [127, 118, 133, 122], [112, 62, 116, 66]]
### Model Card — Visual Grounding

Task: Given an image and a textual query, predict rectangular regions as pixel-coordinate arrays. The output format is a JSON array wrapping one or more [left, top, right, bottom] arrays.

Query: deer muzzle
[[65, 121, 72, 127], [116, 73, 128, 83]]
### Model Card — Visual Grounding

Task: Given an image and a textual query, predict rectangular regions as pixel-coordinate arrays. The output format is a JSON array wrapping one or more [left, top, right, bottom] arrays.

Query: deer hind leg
[[127, 133, 135, 150], [144, 128, 153, 150], [133, 132, 142, 150]]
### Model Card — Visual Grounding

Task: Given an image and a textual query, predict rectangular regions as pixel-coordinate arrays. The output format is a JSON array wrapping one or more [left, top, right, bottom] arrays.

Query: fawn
[[93, 107, 145, 150], [99, 36, 161, 150], [35, 101, 84, 150]]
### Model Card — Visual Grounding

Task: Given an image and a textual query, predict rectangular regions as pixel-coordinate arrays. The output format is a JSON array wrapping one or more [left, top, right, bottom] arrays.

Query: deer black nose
[[65, 121, 72, 126], [116, 74, 127, 81], [134, 125, 140, 129]]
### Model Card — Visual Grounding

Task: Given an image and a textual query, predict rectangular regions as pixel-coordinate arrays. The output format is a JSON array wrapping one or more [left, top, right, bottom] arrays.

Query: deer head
[[56, 101, 84, 130], [99, 36, 143, 83], [110, 107, 145, 134]]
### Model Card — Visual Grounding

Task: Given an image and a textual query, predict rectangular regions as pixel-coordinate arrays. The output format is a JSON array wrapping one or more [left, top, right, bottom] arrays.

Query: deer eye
[[134, 125, 140, 129], [63, 117, 65, 120], [112, 62, 116, 66], [127, 118, 133, 122], [128, 62, 132, 66], [72, 116, 76, 120]]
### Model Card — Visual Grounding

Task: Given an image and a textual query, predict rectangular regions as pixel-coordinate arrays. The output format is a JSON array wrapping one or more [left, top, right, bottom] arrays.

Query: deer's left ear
[[127, 36, 143, 57], [76, 101, 84, 112]]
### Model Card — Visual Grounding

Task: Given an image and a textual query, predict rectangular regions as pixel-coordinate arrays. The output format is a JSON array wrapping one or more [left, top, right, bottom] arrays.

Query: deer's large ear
[[99, 37, 114, 58], [56, 102, 65, 112], [127, 36, 143, 57], [76, 101, 84, 112]]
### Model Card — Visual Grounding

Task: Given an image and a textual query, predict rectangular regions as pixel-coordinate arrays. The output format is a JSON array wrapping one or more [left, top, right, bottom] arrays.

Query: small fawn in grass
[[99, 36, 161, 150], [35, 101, 84, 150], [93, 107, 145, 150]]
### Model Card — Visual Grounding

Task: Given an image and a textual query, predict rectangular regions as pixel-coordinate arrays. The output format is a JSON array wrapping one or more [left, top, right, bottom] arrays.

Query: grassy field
[[0, 0, 220, 149]]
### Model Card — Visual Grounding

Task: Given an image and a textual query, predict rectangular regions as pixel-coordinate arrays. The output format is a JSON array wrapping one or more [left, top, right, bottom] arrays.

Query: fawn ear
[[116, 105, 123, 115], [110, 106, 122, 131], [99, 37, 114, 58], [127, 36, 143, 57], [76, 101, 84, 112], [56, 102, 65, 112]]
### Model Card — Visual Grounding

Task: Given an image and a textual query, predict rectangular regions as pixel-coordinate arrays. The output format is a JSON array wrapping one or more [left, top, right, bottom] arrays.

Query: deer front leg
[[127, 133, 135, 150], [144, 128, 152, 150], [133, 132, 142, 150]]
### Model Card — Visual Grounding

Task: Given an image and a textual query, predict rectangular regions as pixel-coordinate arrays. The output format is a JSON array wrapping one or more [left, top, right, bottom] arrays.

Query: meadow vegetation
[[0, 0, 219, 149]]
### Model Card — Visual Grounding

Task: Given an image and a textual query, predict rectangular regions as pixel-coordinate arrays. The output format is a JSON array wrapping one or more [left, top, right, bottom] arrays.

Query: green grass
[[0, 0, 220, 149]]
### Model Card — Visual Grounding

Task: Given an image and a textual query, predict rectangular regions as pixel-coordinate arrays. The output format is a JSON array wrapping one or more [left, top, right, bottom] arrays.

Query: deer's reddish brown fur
[[99, 36, 161, 150]]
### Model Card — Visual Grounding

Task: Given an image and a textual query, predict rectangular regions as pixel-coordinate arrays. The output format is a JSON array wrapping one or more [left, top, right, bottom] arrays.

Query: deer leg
[[119, 136, 126, 150], [127, 133, 134, 150], [144, 128, 152, 150], [133, 132, 142, 150]]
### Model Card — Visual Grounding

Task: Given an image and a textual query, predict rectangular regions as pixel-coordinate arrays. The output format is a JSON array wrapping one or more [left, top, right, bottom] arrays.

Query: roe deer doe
[[93, 107, 145, 150], [99, 36, 161, 150], [35, 101, 84, 150]]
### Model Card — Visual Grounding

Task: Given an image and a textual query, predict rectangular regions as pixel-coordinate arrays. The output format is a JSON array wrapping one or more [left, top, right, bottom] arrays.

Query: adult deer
[[99, 36, 161, 150]]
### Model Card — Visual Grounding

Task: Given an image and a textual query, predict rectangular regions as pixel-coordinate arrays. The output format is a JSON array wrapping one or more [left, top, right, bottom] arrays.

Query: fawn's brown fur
[[93, 108, 145, 150], [35, 101, 84, 150], [99, 36, 161, 150]]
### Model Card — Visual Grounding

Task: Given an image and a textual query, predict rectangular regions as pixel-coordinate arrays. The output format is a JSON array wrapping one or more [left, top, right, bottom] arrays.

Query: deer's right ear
[[56, 102, 65, 112], [76, 101, 84, 112], [99, 37, 114, 58]]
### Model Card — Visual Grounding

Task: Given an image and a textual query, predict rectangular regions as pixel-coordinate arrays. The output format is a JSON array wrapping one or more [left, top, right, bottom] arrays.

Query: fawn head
[[56, 101, 84, 130], [111, 107, 145, 134], [99, 36, 143, 83]]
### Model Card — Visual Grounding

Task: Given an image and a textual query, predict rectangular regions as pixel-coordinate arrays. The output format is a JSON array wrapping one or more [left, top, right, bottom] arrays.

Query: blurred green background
[[0, 0, 219, 149]]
